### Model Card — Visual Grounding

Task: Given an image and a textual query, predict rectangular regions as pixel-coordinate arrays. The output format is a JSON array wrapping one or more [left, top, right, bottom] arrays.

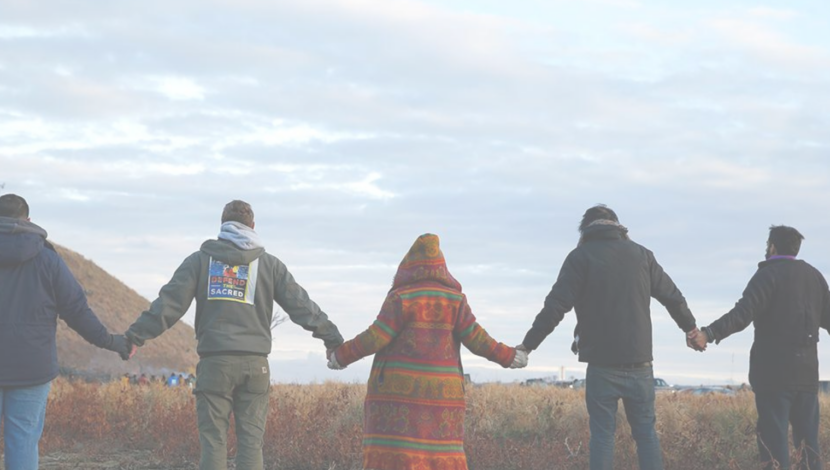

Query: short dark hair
[[579, 204, 619, 233], [221, 200, 254, 228], [768, 225, 804, 256], [0, 194, 29, 219]]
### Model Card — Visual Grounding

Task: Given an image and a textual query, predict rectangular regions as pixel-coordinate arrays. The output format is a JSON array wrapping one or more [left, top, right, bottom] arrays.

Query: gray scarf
[[218, 221, 263, 250]]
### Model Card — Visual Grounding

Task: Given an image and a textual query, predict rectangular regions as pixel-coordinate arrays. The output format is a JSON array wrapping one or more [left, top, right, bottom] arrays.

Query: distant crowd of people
[[2, 194, 828, 470], [120, 372, 196, 388]]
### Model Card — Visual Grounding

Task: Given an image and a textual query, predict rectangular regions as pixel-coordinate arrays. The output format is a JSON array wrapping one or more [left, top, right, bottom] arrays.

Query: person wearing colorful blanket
[[327, 233, 528, 470], [519, 205, 701, 470], [0, 194, 131, 470], [690, 225, 830, 470], [124, 200, 344, 470]]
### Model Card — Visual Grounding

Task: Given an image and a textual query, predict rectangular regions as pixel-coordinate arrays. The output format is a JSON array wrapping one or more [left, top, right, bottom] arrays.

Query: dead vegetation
[[1, 379, 828, 469]]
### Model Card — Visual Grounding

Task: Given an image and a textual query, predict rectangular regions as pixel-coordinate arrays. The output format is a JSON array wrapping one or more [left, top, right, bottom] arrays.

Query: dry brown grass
[[2, 379, 829, 469]]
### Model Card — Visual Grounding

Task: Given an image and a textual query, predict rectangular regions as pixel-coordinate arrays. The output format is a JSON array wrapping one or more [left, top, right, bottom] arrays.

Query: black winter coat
[[522, 224, 696, 365], [708, 257, 830, 393], [0, 217, 111, 387]]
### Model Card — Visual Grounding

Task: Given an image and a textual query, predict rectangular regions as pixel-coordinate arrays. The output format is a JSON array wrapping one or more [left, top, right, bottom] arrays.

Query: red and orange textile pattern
[[335, 234, 516, 470]]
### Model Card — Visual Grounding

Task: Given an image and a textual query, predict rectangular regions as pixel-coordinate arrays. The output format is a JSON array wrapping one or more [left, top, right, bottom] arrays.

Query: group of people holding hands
[[1, 193, 827, 470]]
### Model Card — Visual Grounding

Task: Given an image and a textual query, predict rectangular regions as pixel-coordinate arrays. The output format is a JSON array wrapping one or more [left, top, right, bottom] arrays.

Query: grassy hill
[[54, 244, 198, 377]]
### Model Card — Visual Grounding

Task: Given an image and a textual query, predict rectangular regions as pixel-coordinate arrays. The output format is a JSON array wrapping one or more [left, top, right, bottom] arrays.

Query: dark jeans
[[585, 364, 663, 470], [755, 390, 821, 470]]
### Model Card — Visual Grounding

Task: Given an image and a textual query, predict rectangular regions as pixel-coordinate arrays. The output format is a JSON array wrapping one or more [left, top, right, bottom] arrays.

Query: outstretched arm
[[704, 270, 772, 344], [455, 296, 515, 368], [649, 252, 696, 333], [126, 252, 200, 347], [522, 252, 583, 351], [52, 251, 111, 348], [274, 260, 343, 349], [334, 294, 404, 367]]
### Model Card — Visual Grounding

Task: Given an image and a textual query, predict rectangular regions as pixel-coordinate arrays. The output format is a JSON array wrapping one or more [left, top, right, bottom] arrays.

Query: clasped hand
[[105, 334, 137, 361], [685, 328, 707, 352], [327, 348, 345, 370], [510, 344, 530, 369]]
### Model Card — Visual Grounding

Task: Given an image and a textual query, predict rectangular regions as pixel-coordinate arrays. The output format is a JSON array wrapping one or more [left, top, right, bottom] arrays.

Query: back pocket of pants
[[194, 358, 234, 394], [246, 360, 270, 394]]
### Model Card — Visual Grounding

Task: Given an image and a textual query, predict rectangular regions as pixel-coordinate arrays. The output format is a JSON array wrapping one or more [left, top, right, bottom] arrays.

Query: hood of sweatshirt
[[391, 233, 462, 291], [200, 239, 265, 266], [0, 217, 48, 267]]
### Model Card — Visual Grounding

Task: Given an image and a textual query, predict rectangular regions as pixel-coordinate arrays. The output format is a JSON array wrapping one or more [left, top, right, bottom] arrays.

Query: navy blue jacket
[[0, 217, 111, 387], [708, 257, 830, 393]]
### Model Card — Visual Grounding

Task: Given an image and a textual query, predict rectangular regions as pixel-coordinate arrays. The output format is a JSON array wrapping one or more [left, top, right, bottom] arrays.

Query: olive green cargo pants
[[194, 355, 270, 470]]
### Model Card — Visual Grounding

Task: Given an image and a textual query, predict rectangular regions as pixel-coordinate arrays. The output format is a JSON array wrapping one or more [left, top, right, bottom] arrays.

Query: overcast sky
[[2, 0, 829, 385]]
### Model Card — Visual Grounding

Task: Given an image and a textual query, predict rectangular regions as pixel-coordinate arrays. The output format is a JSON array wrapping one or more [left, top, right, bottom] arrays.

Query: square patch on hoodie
[[207, 257, 258, 304]]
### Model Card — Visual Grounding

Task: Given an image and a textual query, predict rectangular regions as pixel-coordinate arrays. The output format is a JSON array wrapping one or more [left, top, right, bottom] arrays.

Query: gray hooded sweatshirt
[[126, 228, 343, 356]]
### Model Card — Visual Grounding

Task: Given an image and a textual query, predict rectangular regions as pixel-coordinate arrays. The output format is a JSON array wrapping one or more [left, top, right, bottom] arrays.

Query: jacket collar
[[758, 256, 798, 268], [581, 224, 626, 241]]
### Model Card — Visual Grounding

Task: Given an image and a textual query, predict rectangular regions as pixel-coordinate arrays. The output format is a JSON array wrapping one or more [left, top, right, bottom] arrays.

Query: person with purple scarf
[[691, 225, 830, 470]]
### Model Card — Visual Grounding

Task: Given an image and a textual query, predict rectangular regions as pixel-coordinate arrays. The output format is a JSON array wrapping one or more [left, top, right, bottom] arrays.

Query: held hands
[[685, 328, 707, 352], [327, 348, 345, 370], [105, 334, 136, 361], [125, 340, 138, 360], [509, 345, 530, 369]]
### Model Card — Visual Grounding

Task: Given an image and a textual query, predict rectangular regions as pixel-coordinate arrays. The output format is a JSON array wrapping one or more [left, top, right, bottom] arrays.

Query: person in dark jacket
[[124, 200, 344, 470], [0, 194, 130, 470], [519, 205, 702, 470], [692, 225, 830, 470]]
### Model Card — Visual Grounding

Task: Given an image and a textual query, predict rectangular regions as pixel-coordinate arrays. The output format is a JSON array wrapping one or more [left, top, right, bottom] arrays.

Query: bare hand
[[685, 328, 707, 352]]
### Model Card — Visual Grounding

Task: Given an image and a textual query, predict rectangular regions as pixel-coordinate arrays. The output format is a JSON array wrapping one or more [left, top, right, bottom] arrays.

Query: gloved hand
[[509, 348, 529, 369], [105, 334, 134, 360], [327, 351, 345, 370]]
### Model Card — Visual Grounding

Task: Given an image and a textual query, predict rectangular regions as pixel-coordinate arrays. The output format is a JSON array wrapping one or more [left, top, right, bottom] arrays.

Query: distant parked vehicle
[[522, 378, 583, 388], [522, 378, 550, 387], [570, 379, 585, 389], [677, 386, 736, 397], [654, 378, 674, 392]]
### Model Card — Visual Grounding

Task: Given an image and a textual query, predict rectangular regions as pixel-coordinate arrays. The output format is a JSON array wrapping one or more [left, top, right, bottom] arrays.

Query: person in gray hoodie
[[124, 200, 344, 470]]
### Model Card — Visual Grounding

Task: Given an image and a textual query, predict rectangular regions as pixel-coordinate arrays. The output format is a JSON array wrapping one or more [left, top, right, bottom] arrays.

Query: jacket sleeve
[[273, 260, 344, 349], [707, 269, 772, 342], [52, 252, 111, 348], [821, 281, 830, 334], [649, 252, 696, 332], [455, 295, 515, 368], [522, 250, 583, 350], [334, 294, 404, 367], [126, 252, 200, 346]]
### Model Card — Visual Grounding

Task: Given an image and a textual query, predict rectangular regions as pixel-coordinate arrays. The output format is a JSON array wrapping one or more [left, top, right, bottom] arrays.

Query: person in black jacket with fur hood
[[693, 225, 830, 470], [520, 205, 702, 470]]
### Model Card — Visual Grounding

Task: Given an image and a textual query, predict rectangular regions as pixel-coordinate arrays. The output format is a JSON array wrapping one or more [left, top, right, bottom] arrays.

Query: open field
[[1, 379, 828, 470]]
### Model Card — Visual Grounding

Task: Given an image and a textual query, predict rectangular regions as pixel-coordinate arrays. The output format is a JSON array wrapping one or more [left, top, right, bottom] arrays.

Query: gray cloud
[[2, 0, 830, 384]]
